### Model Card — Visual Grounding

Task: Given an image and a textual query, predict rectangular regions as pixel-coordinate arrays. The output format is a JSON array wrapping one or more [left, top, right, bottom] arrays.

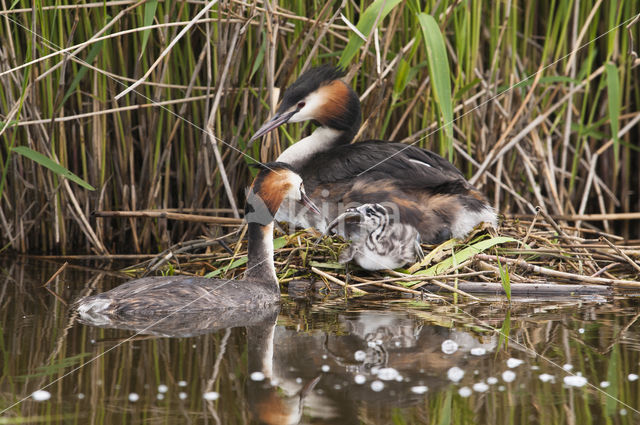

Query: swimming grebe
[[251, 65, 497, 269], [76, 163, 320, 321]]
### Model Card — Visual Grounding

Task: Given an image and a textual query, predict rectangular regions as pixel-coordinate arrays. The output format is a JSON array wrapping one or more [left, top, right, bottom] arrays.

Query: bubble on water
[[600, 381, 610, 388], [498, 385, 506, 391], [458, 387, 472, 398], [367, 341, 376, 348], [563, 375, 587, 387], [441, 339, 459, 354], [620, 409, 628, 416], [158, 384, 168, 393], [628, 373, 638, 382], [179, 392, 187, 400], [502, 370, 516, 383], [531, 365, 540, 371], [31, 390, 51, 401], [250, 371, 265, 381], [203, 391, 219, 401], [578, 328, 585, 334], [322, 354, 328, 359], [539, 374, 554, 383], [178, 380, 188, 387], [128, 393, 139, 402], [354, 350, 366, 361], [411, 385, 428, 394], [157, 393, 164, 400], [321, 365, 330, 372], [370, 380, 384, 392], [563, 364, 573, 372], [470, 347, 486, 356], [447, 367, 465, 383], [77, 393, 85, 400], [507, 358, 524, 368], [377, 368, 400, 381], [487, 377, 498, 385], [473, 382, 489, 393], [354, 374, 366, 384], [295, 377, 302, 384]]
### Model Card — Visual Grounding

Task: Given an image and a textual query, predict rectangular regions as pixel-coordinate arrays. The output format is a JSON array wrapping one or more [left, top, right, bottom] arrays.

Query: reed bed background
[[0, 0, 639, 257]]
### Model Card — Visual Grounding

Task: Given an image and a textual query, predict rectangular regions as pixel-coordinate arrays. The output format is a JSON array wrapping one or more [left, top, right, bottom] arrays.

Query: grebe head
[[250, 65, 361, 142], [246, 162, 320, 225], [325, 203, 389, 235]]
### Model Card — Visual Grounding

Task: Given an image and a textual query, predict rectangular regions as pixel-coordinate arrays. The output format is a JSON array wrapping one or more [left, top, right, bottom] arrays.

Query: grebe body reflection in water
[[76, 163, 319, 324]]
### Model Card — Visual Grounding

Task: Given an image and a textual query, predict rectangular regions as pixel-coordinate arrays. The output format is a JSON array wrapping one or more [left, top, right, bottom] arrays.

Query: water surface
[[1, 258, 639, 424]]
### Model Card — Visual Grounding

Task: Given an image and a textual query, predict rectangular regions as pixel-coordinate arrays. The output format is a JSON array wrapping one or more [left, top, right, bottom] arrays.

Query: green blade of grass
[[139, 0, 158, 59], [338, 0, 402, 67], [605, 62, 620, 169], [61, 36, 107, 106], [417, 13, 454, 160], [11, 146, 95, 191], [415, 236, 518, 277], [497, 255, 511, 301]]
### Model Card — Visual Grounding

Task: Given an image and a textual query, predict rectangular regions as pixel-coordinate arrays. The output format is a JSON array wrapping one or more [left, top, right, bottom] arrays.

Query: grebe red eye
[[297, 101, 305, 109]]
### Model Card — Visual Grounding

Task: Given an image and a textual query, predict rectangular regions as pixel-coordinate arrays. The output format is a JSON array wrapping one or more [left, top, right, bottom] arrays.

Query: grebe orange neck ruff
[[251, 65, 497, 270], [76, 163, 319, 323]]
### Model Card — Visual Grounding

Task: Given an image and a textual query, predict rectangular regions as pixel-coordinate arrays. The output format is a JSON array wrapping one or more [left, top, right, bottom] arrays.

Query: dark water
[[1, 258, 639, 424]]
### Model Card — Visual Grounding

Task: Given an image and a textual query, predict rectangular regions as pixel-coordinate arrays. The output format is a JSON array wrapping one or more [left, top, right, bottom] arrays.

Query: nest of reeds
[[121, 210, 640, 300]]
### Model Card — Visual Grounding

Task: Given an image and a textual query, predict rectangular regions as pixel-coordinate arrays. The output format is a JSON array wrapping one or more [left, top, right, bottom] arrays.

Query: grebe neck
[[277, 126, 353, 169], [245, 221, 278, 285]]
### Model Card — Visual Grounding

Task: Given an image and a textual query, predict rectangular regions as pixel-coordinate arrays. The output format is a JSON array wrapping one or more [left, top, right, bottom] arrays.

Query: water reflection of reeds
[[1, 259, 639, 423]]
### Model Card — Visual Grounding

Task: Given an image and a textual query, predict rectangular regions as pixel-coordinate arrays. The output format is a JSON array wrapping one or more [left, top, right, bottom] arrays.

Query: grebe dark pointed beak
[[250, 110, 297, 142], [300, 192, 321, 215], [323, 211, 361, 236]]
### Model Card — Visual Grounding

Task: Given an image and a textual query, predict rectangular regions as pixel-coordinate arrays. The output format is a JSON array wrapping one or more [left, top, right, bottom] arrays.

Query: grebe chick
[[251, 65, 497, 270], [324, 203, 422, 271], [76, 163, 320, 322]]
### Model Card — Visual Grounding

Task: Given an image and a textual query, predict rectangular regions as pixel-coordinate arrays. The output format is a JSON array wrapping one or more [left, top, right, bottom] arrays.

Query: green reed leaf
[[12, 146, 95, 190], [417, 13, 454, 160]]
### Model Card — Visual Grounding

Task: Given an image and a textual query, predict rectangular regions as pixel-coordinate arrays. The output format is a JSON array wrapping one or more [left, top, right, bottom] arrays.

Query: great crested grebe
[[251, 65, 497, 269], [76, 163, 320, 320]]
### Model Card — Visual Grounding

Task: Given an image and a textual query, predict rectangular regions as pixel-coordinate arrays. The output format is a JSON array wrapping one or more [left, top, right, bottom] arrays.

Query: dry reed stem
[[475, 254, 640, 288], [311, 266, 368, 295]]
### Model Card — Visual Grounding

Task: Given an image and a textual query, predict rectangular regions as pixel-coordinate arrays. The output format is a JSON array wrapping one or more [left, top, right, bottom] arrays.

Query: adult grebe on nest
[[251, 65, 497, 270], [76, 163, 320, 324]]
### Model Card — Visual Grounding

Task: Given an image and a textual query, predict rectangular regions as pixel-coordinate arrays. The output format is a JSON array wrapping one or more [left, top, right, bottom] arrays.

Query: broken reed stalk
[[2, 1, 639, 257], [94, 210, 244, 225], [311, 267, 368, 295], [599, 237, 640, 274], [474, 254, 640, 288], [388, 271, 481, 301]]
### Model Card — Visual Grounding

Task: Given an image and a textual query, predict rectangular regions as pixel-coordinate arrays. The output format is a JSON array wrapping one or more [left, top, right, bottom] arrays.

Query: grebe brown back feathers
[[76, 163, 319, 322], [251, 66, 497, 269]]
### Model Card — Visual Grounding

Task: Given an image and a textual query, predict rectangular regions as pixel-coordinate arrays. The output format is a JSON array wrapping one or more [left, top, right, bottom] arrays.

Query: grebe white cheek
[[75, 163, 320, 325], [251, 65, 497, 271]]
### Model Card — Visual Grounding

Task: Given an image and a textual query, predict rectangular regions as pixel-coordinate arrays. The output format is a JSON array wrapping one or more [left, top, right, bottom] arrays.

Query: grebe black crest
[[252, 65, 497, 270], [76, 163, 319, 324]]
